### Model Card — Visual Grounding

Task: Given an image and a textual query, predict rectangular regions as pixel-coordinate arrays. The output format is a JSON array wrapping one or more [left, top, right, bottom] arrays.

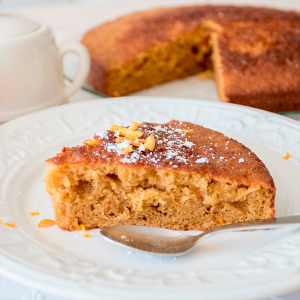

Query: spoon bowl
[[101, 226, 201, 255], [101, 215, 300, 256]]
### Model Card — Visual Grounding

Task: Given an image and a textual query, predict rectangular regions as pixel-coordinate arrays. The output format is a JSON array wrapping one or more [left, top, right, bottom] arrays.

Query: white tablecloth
[[1, 1, 300, 299]]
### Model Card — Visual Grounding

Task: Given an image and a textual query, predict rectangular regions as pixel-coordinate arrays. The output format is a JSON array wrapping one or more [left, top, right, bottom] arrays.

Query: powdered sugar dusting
[[80, 121, 257, 174], [116, 140, 130, 150], [196, 157, 209, 164], [93, 122, 201, 167], [139, 144, 145, 152], [95, 130, 109, 139]]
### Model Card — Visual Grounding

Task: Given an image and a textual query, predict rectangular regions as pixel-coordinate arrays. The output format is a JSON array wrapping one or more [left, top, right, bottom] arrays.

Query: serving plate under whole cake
[[0, 97, 299, 300]]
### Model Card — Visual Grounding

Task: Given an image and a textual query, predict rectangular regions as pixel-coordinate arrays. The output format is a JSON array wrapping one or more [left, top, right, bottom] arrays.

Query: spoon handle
[[200, 215, 300, 240]]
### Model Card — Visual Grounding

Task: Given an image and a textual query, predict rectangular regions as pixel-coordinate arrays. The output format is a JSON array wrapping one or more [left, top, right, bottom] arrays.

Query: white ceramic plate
[[0, 97, 300, 300]]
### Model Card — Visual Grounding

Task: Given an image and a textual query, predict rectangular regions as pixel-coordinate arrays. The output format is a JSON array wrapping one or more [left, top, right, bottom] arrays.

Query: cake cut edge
[[45, 120, 276, 231]]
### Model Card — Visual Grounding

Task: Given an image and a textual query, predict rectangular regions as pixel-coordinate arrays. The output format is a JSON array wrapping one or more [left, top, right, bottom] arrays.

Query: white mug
[[0, 13, 90, 122]]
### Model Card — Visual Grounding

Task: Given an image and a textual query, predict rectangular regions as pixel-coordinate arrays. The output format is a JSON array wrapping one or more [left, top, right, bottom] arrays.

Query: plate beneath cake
[[0, 97, 299, 300]]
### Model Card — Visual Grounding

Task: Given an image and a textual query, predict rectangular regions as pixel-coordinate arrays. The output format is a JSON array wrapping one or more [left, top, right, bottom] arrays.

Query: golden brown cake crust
[[216, 20, 300, 112], [45, 121, 276, 231], [46, 120, 275, 191], [82, 5, 300, 69], [81, 5, 300, 112]]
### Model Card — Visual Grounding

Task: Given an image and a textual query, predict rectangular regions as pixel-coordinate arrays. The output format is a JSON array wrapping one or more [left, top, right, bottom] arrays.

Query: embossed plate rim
[[0, 97, 300, 300]]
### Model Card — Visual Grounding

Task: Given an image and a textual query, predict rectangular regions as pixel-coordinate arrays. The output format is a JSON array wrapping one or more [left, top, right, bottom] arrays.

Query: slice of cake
[[81, 5, 300, 112], [45, 121, 275, 231]]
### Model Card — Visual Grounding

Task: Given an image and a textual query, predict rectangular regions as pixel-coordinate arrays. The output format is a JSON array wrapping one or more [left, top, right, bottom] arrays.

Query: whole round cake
[[81, 5, 300, 112]]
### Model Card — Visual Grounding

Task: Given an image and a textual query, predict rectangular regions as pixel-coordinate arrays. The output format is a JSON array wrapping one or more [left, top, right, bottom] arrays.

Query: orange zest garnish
[[110, 125, 143, 138], [130, 139, 145, 147], [85, 139, 100, 146], [38, 219, 55, 228], [121, 146, 133, 153], [30, 211, 39, 216], [124, 133, 143, 140], [112, 122, 155, 151], [116, 137, 145, 147], [115, 137, 126, 143], [182, 128, 194, 134], [0, 220, 15, 227], [144, 135, 155, 151], [84, 234, 91, 238], [77, 224, 86, 232], [215, 216, 223, 224], [284, 153, 290, 160], [128, 122, 139, 131]]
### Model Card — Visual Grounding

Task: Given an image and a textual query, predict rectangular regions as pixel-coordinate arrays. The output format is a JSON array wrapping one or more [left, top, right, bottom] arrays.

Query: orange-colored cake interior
[[81, 5, 300, 112], [45, 121, 275, 231], [45, 163, 274, 231]]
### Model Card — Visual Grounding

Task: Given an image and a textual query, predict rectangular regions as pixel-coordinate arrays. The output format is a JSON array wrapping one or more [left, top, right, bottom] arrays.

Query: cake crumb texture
[[81, 5, 300, 112], [45, 121, 275, 231]]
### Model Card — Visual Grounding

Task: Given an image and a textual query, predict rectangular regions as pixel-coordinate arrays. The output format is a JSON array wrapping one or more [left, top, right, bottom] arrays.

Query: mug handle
[[58, 42, 90, 100]]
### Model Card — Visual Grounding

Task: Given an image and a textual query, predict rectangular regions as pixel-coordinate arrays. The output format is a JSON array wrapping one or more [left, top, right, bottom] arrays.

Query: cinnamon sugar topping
[[48, 121, 272, 185], [96, 122, 200, 166]]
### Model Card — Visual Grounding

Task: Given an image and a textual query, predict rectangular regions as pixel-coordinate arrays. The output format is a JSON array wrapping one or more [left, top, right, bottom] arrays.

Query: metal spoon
[[100, 215, 300, 256]]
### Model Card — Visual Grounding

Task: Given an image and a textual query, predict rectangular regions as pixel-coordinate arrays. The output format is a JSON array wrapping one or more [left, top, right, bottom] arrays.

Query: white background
[[1, 1, 300, 299]]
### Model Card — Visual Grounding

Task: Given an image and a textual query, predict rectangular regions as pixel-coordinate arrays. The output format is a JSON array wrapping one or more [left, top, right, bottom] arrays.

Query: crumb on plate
[[0, 220, 15, 227], [38, 219, 55, 228], [30, 211, 39, 216]]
